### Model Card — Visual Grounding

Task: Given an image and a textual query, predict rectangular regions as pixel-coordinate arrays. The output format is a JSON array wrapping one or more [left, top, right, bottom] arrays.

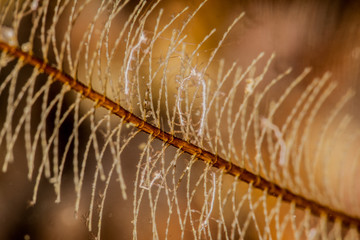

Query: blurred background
[[1, 0, 360, 239]]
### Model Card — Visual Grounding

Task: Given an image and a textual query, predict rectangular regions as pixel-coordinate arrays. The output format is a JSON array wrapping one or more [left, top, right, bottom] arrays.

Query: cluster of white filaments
[[0, 26, 16, 46], [124, 32, 147, 95], [261, 117, 287, 165], [177, 67, 207, 137]]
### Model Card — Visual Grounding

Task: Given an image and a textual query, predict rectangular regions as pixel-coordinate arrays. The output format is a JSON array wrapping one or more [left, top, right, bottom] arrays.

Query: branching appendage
[[1, 41, 360, 230], [199, 172, 216, 232], [139, 153, 164, 191], [177, 67, 207, 136], [124, 32, 147, 95], [261, 118, 287, 166]]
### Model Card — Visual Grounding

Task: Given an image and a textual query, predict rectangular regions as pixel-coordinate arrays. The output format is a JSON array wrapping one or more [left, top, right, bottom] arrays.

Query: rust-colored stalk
[[0, 41, 359, 230]]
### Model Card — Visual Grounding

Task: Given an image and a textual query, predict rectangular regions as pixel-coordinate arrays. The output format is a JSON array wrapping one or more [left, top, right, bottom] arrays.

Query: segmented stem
[[0, 41, 359, 230]]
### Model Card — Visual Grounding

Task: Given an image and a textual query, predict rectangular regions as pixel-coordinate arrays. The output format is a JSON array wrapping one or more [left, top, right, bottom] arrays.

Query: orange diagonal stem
[[0, 41, 359, 230]]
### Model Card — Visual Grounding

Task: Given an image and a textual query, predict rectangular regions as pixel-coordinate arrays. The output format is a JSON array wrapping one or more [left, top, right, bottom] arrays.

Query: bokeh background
[[1, 0, 360, 239]]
